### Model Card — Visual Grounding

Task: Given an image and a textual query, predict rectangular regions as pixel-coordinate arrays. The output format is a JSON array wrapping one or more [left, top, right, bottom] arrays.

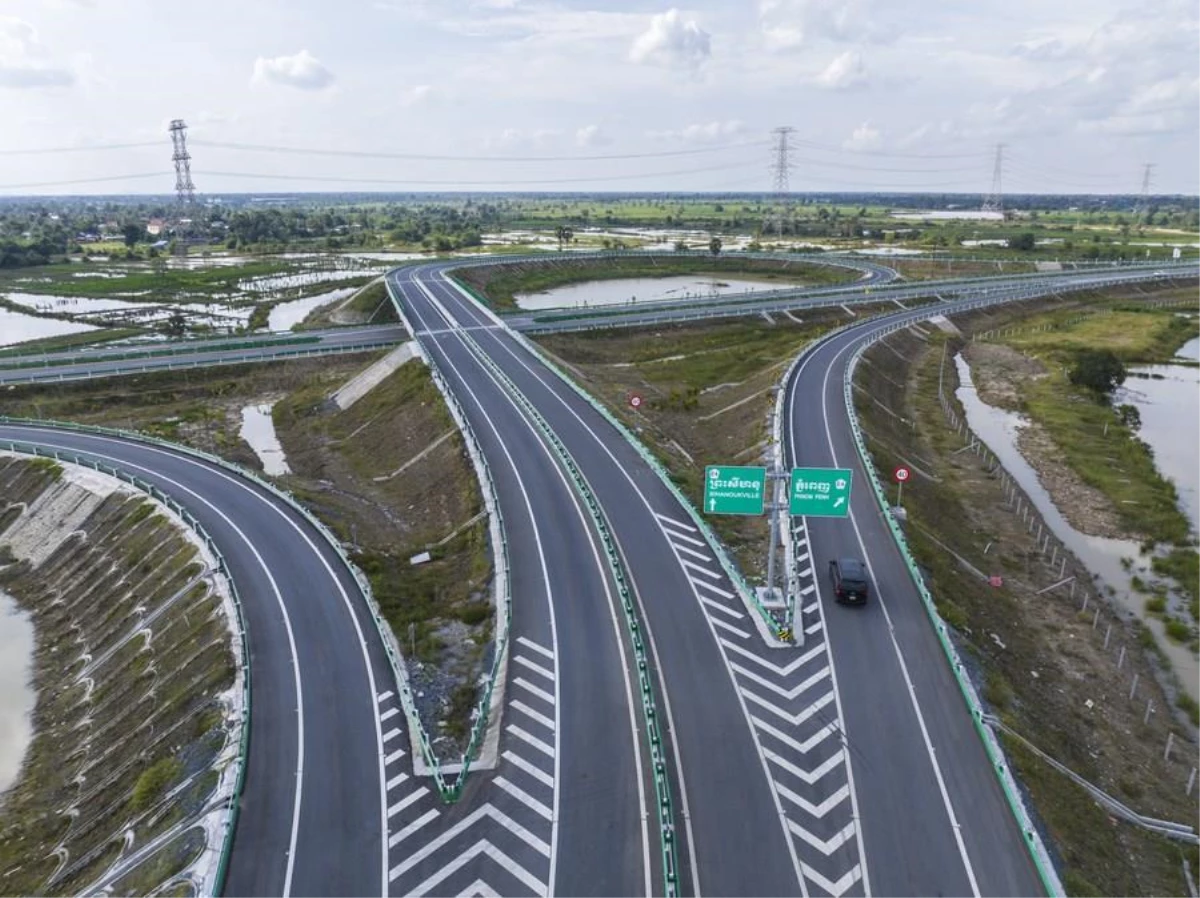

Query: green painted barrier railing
[[0, 334, 322, 369], [0, 438, 251, 898]]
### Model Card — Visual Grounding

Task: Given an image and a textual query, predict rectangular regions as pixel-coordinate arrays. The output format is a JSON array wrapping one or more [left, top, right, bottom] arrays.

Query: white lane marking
[[404, 839, 546, 897], [496, 775, 554, 820], [387, 786, 429, 820], [380, 707, 399, 722], [399, 272, 565, 894], [720, 638, 824, 676], [732, 662, 830, 700], [789, 820, 857, 857], [819, 340, 979, 896], [457, 879, 501, 898], [743, 689, 835, 728], [513, 677, 556, 706], [753, 717, 838, 754], [805, 619, 823, 636], [388, 807, 439, 846], [710, 616, 751, 639], [800, 584, 816, 596], [19, 438, 309, 895], [383, 728, 404, 743], [680, 558, 722, 580], [387, 773, 409, 790], [507, 724, 555, 758], [674, 544, 713, 563], [514, 654, 555, 681], [511, 699, 555, 731], [388, 804, 551, 882], [517, 636, 555, 661], [503, 750, 555, 790], [803, 603, 819, 615], [801, 862, 862, 898], [663, 528, 706, 549], [796, 551, 811, 563], [655, 512, 697, 533], [690, 577, 736, 599], [385, 748, 406, 765], [764, 747, 847, 786], [699, 595, 745, 620], [776, 781, 850, 818], [377, 690, 394, 703]]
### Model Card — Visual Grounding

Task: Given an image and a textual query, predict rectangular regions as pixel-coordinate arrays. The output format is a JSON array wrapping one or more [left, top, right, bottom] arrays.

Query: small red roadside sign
[[894, 466, 911, 483]]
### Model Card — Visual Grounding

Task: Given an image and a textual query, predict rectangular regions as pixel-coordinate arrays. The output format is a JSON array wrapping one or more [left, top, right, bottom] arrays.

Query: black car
[[828, 557, 870, 604]]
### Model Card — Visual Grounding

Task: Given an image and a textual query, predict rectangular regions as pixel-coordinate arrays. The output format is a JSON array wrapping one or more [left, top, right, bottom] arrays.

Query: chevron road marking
[[385, 748, 406, 765], [387, 787, 429, 819], [742, 689, 835, 727], [788, 819, 857, 857], [731, 662, 830, 700], [378, 690, 394, 703], [691, 577, 736, 600], [514, 654, 554, 681], [512, 677, 555, 705], [511, 700, 555, 731], [495, 776, 553, 821], [753, 718, 838, 754], [516, 636, 555, 661], [506, 724, 555, 758], [801, 861, 863, 898], [403, 839, 547, 897], [803, 602, 819, 614], [721, 637, 824, 675], [775, 781, 851, 818], [655, 512, 697, 533], [764, 747, 846, 785], [699, 595, 745, 620], [383, 727, 404, 743], [457, 879, 501, 897], [681, 558, 722, 580], [502, 750, 555, 790], [674, 543, 714, 563], [389, 807, 440, 846], [796, 551, 811, 563], [710, 616, 752, 639], [387, 772, 409, 790], [662, 528, 707, 548], [381, 707, 400, 722], [389, 805, 551, 881], [799, 583, 816, 596], [805, 619, 824, 636]]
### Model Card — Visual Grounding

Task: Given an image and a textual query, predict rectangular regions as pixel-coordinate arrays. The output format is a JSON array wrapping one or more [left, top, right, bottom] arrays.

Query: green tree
[[1117, 403, 1142, 429], [162, 311, 188, 340], [555, 226, 574, 251], [1007, 232, 1037, 251], [1069, 349, 1126, 399], [709, 236, 722, 257], [122, 223, 143, 248]]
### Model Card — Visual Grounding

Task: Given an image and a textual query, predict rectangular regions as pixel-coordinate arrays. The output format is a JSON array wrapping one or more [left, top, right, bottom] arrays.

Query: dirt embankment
[[964, 341, 1127, 539]]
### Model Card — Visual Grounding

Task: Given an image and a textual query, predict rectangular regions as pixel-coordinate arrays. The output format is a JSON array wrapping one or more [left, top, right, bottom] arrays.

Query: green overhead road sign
[[704, 465, 767, 515], [789, 467, 853, 517]]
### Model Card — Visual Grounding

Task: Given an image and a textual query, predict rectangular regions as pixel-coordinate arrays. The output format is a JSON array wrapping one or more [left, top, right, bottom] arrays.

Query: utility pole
[[761, 465, 798, 643], [769, 126, 795, 240], [981, 143, 1005, 215], [1136, 162, 1156, 219], [169, 119, 196, 207]]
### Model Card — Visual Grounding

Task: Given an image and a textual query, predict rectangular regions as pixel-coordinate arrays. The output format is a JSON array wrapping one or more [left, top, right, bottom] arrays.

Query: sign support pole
[[897, 479, 904, 508]]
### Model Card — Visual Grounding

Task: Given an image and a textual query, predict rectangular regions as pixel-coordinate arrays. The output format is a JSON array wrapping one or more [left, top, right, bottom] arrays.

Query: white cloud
[[648, 119, 745, 142], [575, 124, 610, 148], [762, 25, 804, 52], [0, 17, 74, 89], [251, 49, 335, 90], [843, 120, 881, 149], [630, 9, 711, 70], [759, 0, 894, 49], [401, 84, 432, 105], [817, 50, 866, 88]]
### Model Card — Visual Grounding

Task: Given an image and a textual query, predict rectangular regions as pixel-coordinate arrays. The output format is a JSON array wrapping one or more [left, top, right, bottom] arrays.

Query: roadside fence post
[[1129, 673, 1139, 701]]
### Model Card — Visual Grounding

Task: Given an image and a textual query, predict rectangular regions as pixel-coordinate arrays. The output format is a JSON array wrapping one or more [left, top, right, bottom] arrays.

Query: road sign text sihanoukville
[[789, 467, 853, 517], [703, 466, 767, 515]]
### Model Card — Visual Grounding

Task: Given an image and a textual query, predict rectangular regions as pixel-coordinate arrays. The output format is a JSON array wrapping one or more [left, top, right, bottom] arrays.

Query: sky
[[0, 0, 1198, 196]]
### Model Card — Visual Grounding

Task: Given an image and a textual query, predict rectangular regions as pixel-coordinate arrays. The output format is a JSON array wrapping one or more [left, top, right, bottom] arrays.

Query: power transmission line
[[791, 137, 990, 160], [0, 172, 170, 190], [189, 138, 769, 163], [0, 141, 162, 156]]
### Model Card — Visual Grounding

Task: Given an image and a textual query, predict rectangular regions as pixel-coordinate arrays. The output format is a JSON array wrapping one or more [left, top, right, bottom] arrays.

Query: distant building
[[146, 217, 167, 236]]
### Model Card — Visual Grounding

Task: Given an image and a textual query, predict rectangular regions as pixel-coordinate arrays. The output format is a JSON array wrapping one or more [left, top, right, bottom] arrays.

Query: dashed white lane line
[[699, 595, 745, 620], [388, 807, 439, 846], [516, 635, 555, 661], [387, 787, 428, 819], [502, 750, 555, 789], [507, 724, 555, 758], [514, 654, 555, 681], [710, 616, 751, 639], [495, 776, 554, 821], [512, 677, 555, 705], [511, 699, 555, 731]]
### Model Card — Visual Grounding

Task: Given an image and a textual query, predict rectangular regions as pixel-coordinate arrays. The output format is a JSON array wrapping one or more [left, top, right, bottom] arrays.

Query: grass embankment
[[987, 293, 1200, 624], [852, 319, 1199, 897], [534, 300, 925, 575], [298, 278, 399, 330], [455, 255, 858, 312], [888, 258, 1038, 280], [0, 458, 234, 895]]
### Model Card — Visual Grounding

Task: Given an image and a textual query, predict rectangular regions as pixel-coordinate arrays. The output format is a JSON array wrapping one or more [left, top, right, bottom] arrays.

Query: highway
[[0, 421, 394, 897], [0, 325, 405, 385]]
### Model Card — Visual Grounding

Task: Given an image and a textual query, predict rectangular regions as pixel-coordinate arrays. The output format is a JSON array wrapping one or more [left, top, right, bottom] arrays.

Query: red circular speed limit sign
[[894, 466, 911, 483], [629, 393, 644, 409]]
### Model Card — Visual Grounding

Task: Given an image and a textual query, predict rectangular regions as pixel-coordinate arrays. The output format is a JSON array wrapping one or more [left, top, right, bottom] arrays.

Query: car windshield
[[840, 561, 867, 585]]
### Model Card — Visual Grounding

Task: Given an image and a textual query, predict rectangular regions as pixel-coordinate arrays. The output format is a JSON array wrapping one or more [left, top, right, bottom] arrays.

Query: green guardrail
[[0, 438, 251, 898], [382, 278, 514, 803], [0, 335, 323, 370], [841, 321, 1064, 895], [416, 287, 681, 895]]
